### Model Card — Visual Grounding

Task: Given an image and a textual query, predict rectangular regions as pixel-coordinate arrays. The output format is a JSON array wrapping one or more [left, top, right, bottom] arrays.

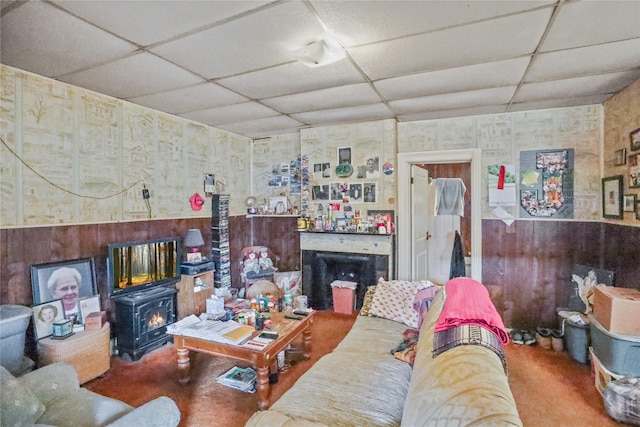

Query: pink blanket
[[434, 277, 509, 344]]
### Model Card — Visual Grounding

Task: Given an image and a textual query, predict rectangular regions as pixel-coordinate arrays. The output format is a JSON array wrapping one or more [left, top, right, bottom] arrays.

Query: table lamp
[[184, 229, 204, 263]]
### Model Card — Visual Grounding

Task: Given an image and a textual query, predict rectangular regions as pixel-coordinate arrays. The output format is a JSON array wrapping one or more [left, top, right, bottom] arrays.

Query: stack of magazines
[[216, 366, 257, 393]]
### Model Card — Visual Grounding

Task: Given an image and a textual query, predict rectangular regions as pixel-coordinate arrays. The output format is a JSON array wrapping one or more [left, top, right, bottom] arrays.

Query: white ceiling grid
[[1, 0, 639, 138]]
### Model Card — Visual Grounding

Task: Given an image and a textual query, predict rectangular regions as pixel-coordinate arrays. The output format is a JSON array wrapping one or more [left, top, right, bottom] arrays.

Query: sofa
[[245, 278, 522, 426], [1, 361, 181, 427]]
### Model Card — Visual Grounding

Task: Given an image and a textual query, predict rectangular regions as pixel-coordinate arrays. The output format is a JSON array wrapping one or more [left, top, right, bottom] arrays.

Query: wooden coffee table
[[173, 310, 315, 410]]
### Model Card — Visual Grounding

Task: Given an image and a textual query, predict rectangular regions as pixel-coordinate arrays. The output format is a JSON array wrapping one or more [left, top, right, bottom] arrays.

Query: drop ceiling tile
[[526, 39, 640, 82], [291, 103, 393, 126], [260, 83, 380, 114], [515, 71, 640, 103], [180, 101, 279, 126], [128, 83, 248, 115], [509, 96, 611, 113], [348, 8, 552, 80], [151, 1, 326, 79], [389, 87, 517, 115], [1, 1, 136, 77], [398, 105, 508, 122], [217, 60, 364, 100], [540, 1, 640, 52], [61, 53, 203, 99], [375, 57, 531, 101], [52, 1, 271, 46], [217, 115, 305, 138], [312, 1, 554, 46]]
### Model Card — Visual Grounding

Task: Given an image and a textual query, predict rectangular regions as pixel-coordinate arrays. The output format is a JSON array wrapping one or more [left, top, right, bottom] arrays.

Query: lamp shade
[[184, 229, 204, 248]]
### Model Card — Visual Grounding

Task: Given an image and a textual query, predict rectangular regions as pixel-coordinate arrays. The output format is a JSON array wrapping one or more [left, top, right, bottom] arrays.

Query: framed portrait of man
[[31, 258, 98, 324]]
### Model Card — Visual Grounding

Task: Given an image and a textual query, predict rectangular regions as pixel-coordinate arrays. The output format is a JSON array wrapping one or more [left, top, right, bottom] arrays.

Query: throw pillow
[[0, 366, 46, 426], [368, 278, 434, 327], [359, 285, 377, 316]]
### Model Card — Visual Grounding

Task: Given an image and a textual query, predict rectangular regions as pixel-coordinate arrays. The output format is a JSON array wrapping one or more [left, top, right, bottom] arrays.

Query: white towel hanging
[[434, 178, 466, 216]]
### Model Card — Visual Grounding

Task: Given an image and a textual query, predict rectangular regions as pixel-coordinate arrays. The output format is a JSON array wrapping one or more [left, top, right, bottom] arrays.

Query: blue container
[[589, 315, 640, 376], [557, 308, 590, 364]]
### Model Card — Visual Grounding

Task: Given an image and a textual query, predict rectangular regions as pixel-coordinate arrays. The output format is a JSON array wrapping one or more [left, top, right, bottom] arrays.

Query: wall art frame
[[629, 152, 640, 188], [631, 127, 640, 151], [602, 175, 623, 219], [614, 148, 626, 166], [623, 194, 636, 212]]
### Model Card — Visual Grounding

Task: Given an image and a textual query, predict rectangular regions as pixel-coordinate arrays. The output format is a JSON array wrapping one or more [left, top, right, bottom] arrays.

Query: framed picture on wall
[[614, 148, 626, 166], [636, 197, 640, 220], [630, 127, 640, 151], [623, 194, 636, 212], [602, 175, 623, 219], [629, 153, 640, 188]]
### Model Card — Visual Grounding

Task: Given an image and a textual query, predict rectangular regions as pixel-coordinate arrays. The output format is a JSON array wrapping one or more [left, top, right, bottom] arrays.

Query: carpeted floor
[[84, 311, 618, 427]]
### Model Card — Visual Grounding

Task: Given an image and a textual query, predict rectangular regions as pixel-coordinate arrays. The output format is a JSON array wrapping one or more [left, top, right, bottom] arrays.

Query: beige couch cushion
[[0, 366, 46, 426], [35, 388, 133, 427], [248, 315, 411, 427], [402, 286, 522, 426]]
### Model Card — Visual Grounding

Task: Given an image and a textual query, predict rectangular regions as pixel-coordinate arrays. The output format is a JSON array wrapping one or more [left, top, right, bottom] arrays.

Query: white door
[[398, 150, 481, 283], [411, 166, 430, 280], [426, 182, 461, 284]]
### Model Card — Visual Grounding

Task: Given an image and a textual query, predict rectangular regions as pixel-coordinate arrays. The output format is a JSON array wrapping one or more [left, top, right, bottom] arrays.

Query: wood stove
[[112, 286, 176, 361]]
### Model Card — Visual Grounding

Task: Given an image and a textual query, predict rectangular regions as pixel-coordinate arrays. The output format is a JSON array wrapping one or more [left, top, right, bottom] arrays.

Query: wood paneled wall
[[229, 216, 301, 287], [2, 216, 636, 340], [1, 216, 302, 311], [483, 219, 640, 330]]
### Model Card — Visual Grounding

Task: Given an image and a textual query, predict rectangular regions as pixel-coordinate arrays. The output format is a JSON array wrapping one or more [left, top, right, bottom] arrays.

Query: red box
[[332, 287, 355, 315], [84, 311, 107, 330]]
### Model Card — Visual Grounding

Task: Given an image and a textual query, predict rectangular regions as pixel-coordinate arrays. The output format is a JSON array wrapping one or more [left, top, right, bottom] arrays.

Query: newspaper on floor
[[216, 366, 257, 393]]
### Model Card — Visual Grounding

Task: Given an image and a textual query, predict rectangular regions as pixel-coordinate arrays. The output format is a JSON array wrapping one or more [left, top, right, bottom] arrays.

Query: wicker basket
[[37, 322, 111, 384]]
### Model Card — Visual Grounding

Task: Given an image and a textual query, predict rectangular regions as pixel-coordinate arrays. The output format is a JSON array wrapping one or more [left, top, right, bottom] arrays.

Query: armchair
[[1, 362, 180, 427], [239, 246, 279, 296]]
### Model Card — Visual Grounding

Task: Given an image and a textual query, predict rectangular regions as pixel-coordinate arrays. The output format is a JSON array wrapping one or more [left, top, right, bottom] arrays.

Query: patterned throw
[[391, 328, 420, 366], [433, 324, 508, 374]]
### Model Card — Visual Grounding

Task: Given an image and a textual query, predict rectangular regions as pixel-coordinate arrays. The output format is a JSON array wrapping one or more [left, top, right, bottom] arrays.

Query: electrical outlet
[[142, 188, 150, 199]]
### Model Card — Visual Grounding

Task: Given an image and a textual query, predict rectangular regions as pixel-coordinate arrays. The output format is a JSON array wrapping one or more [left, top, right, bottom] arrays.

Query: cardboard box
[[84, 311, 107, 330], [592, 286, 640, 335], [590, 347, 623, 397]]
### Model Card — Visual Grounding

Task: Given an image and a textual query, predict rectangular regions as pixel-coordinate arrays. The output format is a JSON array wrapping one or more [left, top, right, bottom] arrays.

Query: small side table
[[37, 322, 111, 384]]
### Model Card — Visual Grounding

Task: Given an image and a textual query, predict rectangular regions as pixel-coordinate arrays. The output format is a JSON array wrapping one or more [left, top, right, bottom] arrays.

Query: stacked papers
[[216, 366, 257, 393], [167, 315, 254, 345]]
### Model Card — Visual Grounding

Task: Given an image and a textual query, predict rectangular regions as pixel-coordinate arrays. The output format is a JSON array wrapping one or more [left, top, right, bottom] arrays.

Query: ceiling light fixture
[[289, 38, 345, 68]]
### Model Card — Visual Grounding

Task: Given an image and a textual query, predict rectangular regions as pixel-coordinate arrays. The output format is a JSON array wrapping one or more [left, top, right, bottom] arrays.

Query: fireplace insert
[[112, 286, 176, 361], [302, 250, 389, 310]]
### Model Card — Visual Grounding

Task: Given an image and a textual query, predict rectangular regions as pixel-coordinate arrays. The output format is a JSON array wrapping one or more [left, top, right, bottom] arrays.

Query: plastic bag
[[273, 271, 302, 295], [603, 376, 640, 425]]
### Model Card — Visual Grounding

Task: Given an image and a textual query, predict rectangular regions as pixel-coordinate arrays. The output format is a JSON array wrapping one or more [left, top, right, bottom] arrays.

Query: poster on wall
[[519, 149, 574, 218], [488, 164, 516, 206]]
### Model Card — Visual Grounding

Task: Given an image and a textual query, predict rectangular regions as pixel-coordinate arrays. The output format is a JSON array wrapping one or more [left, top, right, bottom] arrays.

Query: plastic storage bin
[[557, 309, 590, 364], [589, 314, 640, 376], [330, 281, 356, 315]]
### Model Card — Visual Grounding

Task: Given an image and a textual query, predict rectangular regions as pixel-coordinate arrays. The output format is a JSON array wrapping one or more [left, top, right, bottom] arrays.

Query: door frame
[[397, 148, 482, 282]]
